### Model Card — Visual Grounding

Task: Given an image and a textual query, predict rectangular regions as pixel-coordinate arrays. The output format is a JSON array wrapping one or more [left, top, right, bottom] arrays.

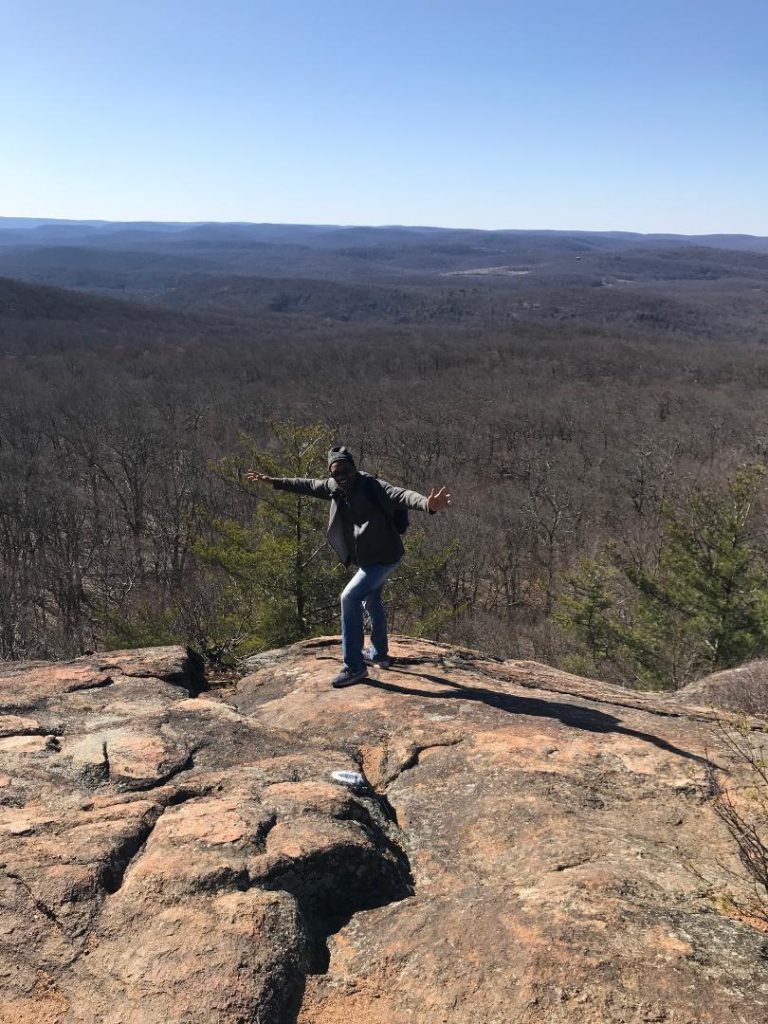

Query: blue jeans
[[341, 561, 400, 672]]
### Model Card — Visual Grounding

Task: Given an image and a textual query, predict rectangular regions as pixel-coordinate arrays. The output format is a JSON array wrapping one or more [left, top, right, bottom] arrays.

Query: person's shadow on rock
[[363, 668, 718, 769]]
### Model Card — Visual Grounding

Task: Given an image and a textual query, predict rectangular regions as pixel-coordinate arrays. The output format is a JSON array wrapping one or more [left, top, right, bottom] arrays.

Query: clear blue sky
[[1, 0, 766, 233]]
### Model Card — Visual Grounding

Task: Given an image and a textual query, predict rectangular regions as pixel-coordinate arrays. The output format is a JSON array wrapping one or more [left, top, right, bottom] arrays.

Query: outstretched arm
[[244, 470, 332, 500], [377, 479, 452, 513]]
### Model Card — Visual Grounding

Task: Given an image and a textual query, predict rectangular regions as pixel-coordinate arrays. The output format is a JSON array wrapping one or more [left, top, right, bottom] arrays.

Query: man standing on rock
[[245, 446, 451, 688]]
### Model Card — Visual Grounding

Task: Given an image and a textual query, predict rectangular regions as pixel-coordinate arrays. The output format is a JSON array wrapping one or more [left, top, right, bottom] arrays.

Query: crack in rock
[[259, 801, 414, 976], [96, 648, 206, 693], [397, 738, 463, 777], [106, 746, 199, 793], [69, 676, 115, 694], [100, 808, 165, 895], [4, 868, 71, 935], [126, 750, 196, 791], [101, 789, 201, 895], [252, 811, 278, 853]]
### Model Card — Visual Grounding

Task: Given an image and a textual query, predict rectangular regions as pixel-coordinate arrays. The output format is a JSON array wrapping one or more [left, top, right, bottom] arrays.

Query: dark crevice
[[278, 978, 309, 1024], [257, 789, 414, 982], [352, 796, 416, 892], [100, 810, 164, 895], [252, 811, 278, 853], [68, 675, 115, 693], [261, 841, 413, 975], [373, 788, 404, 829], [97, 648, 207, 695], [344, 759, 418, 857], [256, 953, 310, 1024]]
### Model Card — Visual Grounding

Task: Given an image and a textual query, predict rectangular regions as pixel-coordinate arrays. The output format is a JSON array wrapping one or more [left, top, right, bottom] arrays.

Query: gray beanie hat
[[327, 445, 355, 469]]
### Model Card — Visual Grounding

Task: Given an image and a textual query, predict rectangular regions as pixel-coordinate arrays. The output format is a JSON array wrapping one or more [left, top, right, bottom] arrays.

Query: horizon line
[[0, 215, 766, 241]]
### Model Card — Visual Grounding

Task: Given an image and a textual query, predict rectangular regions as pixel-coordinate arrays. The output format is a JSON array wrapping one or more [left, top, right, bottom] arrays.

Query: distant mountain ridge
[[1, 218, 767, 347], [1, 218, 767, 303], [2, 217, 768, 254]]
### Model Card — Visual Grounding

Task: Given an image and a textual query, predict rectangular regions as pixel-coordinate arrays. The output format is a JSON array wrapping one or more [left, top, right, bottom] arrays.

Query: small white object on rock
[[331, 770, 366, 789]]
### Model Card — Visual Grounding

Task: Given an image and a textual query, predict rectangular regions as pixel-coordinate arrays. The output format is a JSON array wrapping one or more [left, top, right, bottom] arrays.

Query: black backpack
[[364, 475, 410, 535]]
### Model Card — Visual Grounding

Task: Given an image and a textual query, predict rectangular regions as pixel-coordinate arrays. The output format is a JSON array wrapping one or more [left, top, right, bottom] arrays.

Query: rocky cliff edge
[[0, 637, 766, 1024]]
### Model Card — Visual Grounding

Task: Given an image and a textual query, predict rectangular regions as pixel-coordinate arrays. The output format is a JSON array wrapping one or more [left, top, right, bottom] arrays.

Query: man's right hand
[[244, 470, 273, 485]]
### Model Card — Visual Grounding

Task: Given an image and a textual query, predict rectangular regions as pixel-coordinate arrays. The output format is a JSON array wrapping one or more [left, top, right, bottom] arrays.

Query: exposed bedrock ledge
[[0, 645, 207, 717], [0, 637, 766, 1024], [235, 636, 768, 1024]]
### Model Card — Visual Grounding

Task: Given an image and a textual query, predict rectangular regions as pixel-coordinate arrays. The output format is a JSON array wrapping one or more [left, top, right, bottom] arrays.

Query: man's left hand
[[427, 487, 452, 512]]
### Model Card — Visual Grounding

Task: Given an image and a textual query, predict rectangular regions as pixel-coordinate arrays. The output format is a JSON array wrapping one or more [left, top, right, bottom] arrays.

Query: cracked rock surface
[[1, 639, 767, 1023]]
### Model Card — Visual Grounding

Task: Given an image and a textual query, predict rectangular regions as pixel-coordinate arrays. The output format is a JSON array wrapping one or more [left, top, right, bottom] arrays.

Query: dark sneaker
[[331, 666, 369, 688], [363, 649, 392, 669]]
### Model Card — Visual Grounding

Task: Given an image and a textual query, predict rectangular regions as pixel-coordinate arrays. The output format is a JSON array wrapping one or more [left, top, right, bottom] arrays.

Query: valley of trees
[[2, 222, 768, 689]]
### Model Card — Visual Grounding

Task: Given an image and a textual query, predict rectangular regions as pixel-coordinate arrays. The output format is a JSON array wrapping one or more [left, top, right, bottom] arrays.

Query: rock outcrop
[[0, 638, 766, 1023], [678, 659, 768, 717]]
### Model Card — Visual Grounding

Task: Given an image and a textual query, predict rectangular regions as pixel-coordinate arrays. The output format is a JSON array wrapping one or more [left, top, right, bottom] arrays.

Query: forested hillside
[[2, 221, 768, 688]]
